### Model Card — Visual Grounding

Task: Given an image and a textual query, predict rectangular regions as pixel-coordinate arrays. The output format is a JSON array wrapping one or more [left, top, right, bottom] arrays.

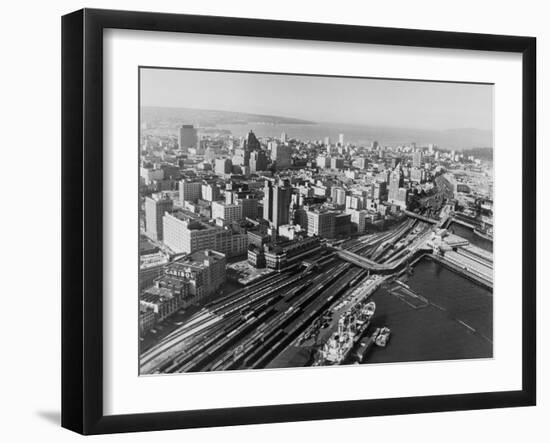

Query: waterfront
[[366, 258, 492, 364], [449, 222, 493, 252], [216, 122, 492, 150], [138, 69, 494, 373]]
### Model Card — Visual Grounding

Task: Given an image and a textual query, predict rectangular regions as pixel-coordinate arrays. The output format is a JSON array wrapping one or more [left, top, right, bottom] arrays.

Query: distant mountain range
[[141, 106, 315, 126], [140, 106, 492, 150]]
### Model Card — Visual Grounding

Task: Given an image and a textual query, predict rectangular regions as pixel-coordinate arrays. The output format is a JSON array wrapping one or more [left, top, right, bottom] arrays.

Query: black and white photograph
[[0, 0, 544, 440], [138, 68, 494, 374]]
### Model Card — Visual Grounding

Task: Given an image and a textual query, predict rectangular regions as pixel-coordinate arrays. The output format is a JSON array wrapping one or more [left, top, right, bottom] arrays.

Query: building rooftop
[[141, 286, 175, 303], [168, 209, 204, 224], [169, 249, 226, 271]]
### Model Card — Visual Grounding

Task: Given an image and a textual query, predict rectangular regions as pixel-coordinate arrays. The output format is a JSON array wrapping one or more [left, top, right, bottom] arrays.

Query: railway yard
[[140, 216, 492, 374]]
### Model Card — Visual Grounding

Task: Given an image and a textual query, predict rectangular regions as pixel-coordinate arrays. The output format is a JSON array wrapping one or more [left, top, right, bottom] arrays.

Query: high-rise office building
[[306, 209, 336, 238], [347, 209, 368, 234], [178, 125, 198, 151], [140, 166, 164, 185], [330, 157, 344, 170], [281, 132, 288, 143], [249, 150, 268, 173], [263, 179, 291, 230], [263, 180, 274, 223], [338, 133, 345, 146], [345, 195, 364, 210], [316, 155, 330, 169], [236, 196, 259, 219], [331, 187, 347, 206], [271, 142, 291, 169], [388, 168, 404, 202], [387, 168, 407, 208], [245, 130, 261, 151], [413, 151, 423, 168], [273, 182, 292, 230], [162, 213, 247, 257], [410, 167, 424, 183], [397, 188, 409, 207], [214, 158, 232, 175], [232, 149, 249, 167], [179, 180, 202, 205], [201, 183, 219, 202], [334, 212, 351, 237], [212, 201, 243, 225], [374, 181, 387, 199], [145, 194, 173, 241]]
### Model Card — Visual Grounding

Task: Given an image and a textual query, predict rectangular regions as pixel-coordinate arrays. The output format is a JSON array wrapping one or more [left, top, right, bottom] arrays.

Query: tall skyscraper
[[178, 125, 198, 151], [271, 142, 291, 169], [413, 151, 423, 168], [249, 150, 268, 173], [273, 181, 292, 230], [263, 179, 291, 230], [215, 158, 232, 175], [338, 133, 345, 146], [281, 132, 288, 143], [245, 130, 261, 151], [374, 181, 387, 200], [145, 194, 173, 241], [263, 180, 273, 223], [233, 131, 260, 167], [331, 187, 347, 206], [388, 168, 404, 203], [388, 168, 407, 208]]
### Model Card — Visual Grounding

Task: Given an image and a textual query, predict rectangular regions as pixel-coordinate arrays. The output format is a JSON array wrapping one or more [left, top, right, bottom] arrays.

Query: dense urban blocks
[[138, 69, 493, 373]]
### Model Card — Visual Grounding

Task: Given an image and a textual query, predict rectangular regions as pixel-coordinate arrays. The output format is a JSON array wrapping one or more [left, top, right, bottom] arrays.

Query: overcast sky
[[140, 68, 493, 131]]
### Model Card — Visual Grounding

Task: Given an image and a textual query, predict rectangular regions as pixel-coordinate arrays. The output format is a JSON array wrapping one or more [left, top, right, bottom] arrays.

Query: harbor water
[[448, 222, 493, 252], [366, 258, 493, 364]]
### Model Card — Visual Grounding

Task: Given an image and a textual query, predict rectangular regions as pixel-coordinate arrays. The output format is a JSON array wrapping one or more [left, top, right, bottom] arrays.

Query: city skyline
[[139, 68, 494, 374], [140, 68, 494, 132]]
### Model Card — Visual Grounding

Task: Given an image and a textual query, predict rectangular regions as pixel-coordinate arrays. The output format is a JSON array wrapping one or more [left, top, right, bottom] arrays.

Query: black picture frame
[[61, 8, 536, 435]]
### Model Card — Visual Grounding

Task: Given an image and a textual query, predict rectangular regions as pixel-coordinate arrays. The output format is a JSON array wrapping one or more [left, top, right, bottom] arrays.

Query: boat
[[375, 327, 391, 347], [352, 328, 380, 364], [314, 301, 376, 365]]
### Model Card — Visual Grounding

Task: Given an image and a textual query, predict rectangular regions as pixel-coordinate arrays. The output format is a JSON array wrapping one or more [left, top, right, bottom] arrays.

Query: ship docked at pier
[[314, 299, 376, 366]]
